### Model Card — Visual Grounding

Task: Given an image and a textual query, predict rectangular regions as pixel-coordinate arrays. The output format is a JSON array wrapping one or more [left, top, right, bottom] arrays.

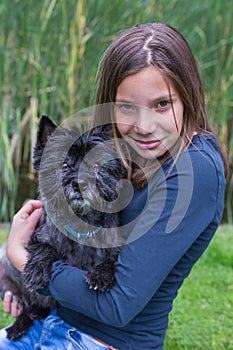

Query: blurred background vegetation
[[0, 0, 233, 222]]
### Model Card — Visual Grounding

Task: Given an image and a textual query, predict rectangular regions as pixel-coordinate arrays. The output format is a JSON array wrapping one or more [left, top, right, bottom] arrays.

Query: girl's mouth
[[134, 139, 161, 150]]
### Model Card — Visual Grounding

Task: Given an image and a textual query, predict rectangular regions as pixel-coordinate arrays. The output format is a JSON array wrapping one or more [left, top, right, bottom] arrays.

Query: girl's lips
[[134, 139, 161, 150]]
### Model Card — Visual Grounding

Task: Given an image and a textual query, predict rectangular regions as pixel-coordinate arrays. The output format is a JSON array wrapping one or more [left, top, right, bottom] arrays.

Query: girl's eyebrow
[[115, 93, 177, 106], [115, 99, 133, 103], [150, 93, 177, 104]]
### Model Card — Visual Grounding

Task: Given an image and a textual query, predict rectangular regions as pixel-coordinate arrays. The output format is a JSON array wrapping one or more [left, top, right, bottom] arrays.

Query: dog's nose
[[72, 179, 88, 191]]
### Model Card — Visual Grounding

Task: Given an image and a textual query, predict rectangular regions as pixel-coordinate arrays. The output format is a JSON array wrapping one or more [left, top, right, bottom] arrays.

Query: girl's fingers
[[3, 290, 13, 313], [3, 291, 22, 317], [17, 200, 42, 220], [10, 296, 20, 317]]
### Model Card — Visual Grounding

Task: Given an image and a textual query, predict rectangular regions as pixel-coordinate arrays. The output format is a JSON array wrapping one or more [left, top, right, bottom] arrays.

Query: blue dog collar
[[64, 213, 108, 239]]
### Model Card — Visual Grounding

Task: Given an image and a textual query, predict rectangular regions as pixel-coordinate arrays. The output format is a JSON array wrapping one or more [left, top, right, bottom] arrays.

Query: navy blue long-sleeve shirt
[[47, 134, 226, 349]]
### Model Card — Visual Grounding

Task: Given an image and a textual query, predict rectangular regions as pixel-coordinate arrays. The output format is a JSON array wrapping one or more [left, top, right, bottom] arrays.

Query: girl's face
[[115, 66, 184, 159]]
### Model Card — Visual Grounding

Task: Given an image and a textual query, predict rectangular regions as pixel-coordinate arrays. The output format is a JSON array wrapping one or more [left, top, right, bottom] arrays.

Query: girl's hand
[[2, 291, 23, 317], [6, 200, 42, 272]]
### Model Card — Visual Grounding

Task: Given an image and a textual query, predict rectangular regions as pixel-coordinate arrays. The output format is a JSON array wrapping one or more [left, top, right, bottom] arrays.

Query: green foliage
[[0, 0, 233, 221], [0, 226, 9, 244]]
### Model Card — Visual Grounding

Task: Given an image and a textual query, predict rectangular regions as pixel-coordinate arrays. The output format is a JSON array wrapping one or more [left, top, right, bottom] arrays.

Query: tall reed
[[0, 0, 232, 222]]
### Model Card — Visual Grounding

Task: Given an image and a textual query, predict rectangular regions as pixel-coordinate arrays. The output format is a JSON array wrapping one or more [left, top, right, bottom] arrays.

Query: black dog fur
[[0, 116, 127, 340]]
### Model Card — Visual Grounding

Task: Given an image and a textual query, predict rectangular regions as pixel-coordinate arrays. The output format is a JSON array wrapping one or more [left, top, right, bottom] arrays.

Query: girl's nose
[[133, 108, 156, 135], [134, 123, 151, 135]]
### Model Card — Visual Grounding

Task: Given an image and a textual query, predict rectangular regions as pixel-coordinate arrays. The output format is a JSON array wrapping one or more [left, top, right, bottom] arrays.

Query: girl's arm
[[6, 200, 42, 272], [3, 200, 42, 317]]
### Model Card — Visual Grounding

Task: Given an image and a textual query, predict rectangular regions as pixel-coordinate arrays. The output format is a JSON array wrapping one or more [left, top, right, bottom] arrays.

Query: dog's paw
[[6, 314, 33, 340], [85, 260, 116, 292]]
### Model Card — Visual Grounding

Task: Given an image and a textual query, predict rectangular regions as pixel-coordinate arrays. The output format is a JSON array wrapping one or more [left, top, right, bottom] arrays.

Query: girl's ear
[[33, 115, 57, 171]]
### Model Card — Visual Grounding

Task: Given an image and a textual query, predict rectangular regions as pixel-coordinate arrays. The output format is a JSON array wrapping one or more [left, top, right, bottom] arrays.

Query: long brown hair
[[93, 22, 228, 185]]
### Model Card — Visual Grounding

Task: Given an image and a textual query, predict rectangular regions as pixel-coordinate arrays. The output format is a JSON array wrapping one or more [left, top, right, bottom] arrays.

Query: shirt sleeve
[[48, 149, 222, 327]]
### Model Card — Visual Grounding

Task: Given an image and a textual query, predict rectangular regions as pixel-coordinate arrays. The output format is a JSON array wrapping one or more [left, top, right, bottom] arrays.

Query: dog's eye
[[62, 162, 69, 170], [93, 164, 100, 172]]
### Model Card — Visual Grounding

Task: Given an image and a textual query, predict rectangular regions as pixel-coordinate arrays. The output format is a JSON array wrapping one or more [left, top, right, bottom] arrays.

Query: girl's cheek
[[115, 114, 132, 135], [116, 122, 129, 136]]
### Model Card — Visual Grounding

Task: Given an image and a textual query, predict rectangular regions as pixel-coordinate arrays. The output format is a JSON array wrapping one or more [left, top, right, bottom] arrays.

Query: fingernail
[[5, 291, 12, 297], [12, 295, 18, 302]]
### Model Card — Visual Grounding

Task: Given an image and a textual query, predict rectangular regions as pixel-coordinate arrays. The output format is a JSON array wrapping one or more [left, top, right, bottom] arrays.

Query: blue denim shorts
[[0, 311, 116, 350]]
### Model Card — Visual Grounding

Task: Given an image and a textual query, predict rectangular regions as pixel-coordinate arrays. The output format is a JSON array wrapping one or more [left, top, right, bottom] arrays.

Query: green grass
[[165, 225, 233, 349], [0, 226, 233, 348]]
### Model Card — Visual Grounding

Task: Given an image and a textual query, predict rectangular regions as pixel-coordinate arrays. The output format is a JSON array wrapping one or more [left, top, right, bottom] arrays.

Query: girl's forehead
[[116, 66, 177, 104]]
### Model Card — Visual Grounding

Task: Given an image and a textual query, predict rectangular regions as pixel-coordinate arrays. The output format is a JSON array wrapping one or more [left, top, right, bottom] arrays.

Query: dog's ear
[[33, 115, 57, 171], [37, 115, 57, 147]]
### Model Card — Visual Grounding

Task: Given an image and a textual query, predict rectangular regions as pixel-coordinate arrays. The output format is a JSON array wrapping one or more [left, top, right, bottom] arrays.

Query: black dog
[[0, 115, 127, 340]]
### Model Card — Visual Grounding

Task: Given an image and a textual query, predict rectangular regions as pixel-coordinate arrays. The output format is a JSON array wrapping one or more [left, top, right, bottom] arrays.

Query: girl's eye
[[156, 100, 171, 110], [116, 103, 137, 113]]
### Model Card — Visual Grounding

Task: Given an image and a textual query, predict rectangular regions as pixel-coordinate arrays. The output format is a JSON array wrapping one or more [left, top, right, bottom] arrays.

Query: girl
[[1, 22, 227, 349]]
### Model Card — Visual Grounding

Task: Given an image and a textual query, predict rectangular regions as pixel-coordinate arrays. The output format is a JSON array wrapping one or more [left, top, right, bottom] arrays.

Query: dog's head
[[33, 116, 127, 217]]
